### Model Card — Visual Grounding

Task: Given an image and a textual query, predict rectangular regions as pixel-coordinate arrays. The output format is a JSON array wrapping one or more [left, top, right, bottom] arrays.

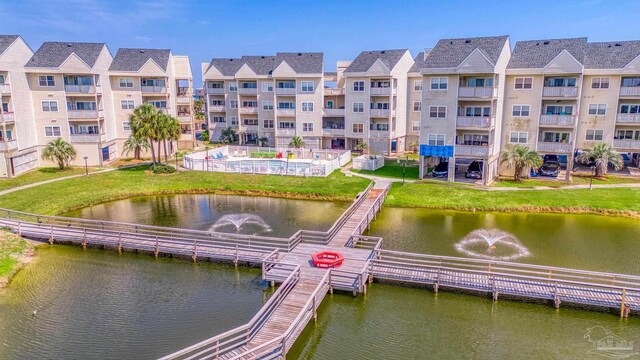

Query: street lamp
[[83, 156, 88, 176], [589, 165, 595, 190]]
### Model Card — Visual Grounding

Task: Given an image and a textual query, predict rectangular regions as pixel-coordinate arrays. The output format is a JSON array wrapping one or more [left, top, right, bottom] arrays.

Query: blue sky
[[1, 0, 639, 85]]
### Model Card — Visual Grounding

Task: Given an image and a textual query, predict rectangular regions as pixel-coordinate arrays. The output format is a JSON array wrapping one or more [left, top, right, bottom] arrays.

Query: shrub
[[152, 164, 176, 174], [249, 152, 276, 159]]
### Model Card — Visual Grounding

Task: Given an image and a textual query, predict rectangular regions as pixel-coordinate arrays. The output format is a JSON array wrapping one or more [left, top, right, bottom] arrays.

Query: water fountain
[[454, 229, 530, 261], [210, 214, 272, 234]]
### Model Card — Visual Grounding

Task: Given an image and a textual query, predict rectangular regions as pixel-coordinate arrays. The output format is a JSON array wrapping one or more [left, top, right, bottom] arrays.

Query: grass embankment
[[0, 165, 371, 215], [386, 181, 640, 218], [351, 159, 420, 179], [493, 174, 640, 188], [0, 231, 33, 287], [0, 167, 101, 192]]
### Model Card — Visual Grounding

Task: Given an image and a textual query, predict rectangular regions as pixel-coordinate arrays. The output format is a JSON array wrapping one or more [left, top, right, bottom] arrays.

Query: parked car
[[432, 161, 450, 177], [543, 154, 559, 163], [539, 161, 560, 177], [465, 160, 483, 179]]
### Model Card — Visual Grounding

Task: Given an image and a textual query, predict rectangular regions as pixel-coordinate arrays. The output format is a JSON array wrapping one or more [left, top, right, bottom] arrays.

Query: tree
[[578, 143, 623, 177], [409, 140, 420, 153], [257, 136, 269, 147], [500, 145, 542, 182], [121, 134, 149, 160], [220, 127, 237, 144], [200, 129, 210, 142], [194, 99, 206, 129], [130, 104, 160, 165], [289, 136, 306, 148], [42, 138, 76, 170], [354, 141, 368, 153]]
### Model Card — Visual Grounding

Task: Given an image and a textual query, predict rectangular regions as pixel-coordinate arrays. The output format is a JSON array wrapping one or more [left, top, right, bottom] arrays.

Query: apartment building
[[320, 61, 350, 149], [343, 49, 414, 154], [406, 51, 430, 149], [418, 36, 511, 182], [202, 53, 324, 148], [24, 41, 116, 166], [0, 35, 36, 178], [109, 48, 195, 153]]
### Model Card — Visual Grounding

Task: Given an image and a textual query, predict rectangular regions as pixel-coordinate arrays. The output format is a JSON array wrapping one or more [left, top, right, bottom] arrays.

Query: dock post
[[312, 296, 317, 321], [82, 229, 87, 249], [620, 289, 627, 318], [192, 240, 197, 262], [329, 271, 333, 294], [154, 236, 159, 258], [433, 282, 439, 293], [234, 245, 239, 267], [49, 224, 54, 244], [554, 296, 561, 309], [17, 222, 21, 237]]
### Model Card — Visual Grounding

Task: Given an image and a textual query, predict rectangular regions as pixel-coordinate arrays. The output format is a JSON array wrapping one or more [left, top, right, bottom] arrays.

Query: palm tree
[[354, 141, 368, 154], [42, 138, 76, 170], [289, 136, 305, 148], [257, 136, 269, 147], [500, 145, 542, 182], [409, 140, 420, 153], [129, 104, 160, 165], [165, 116, 181, 163], [578, 143, 623, 177], [200, 129, 210, 142], [220, 127, 237, 144], [121, 134, 149, 160]]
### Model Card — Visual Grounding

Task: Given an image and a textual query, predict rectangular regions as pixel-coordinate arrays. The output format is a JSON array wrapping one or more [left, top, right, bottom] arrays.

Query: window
[[228, 82, 238, 92], [462, 134, 489, 145], [544, 77, 576, 87], [277, 102, 295, 109], [230, 116, 238, 125], [44, 125, 61, 137], [616, 130, 640, 140], [141, 78, 165, 87], [370, 123, 388, 131], [585, 129, 604, 141], [427, 134, 445, 146], [278, 121, 295, 129], [119, 77, 133, 88], [370, 102, 389, 110], [429, 106, 446, 118], [542, 132, 571, 143], [512, 105, 530, 117], [620, 104, 640, 114], [2, 102, 7, 112], [68, 101, 96, 110], [263, 119, 274, 128], [622, 77, 640, 87], [212, 116, 225, 123], [123, 122, 131, 131], [353, 81, 365, 92], [588, 104, 607, 115], [147, 100, 167, 109], [509, 131, 528, 144], [514, 77, 533, 89], [301, 81, 314, 92], [591, 78, 610, 89], [262, 101, 273, 110], [210, 100, 225, 106], [0, 74, 4, 84], [38, 75, 55, 87], [243, 118, 258, 126], [302, 102, 314, 112], [120, 100, 135, 110], [277, 81, 295, 89], [413, 101, 422, 112], [412, 121, 420, 132], [465, 107, 491, 117], [544, 105, 573, 115], [262, 82, 273, 92], [302, 123, 314, 132], [430, 77, 448, 90], [208, 82, 224, 89], [352, 123, 364, 133], [240, 82, 257, 89], [41, 101, 58, 112], [229, 100, 238, 109], [414, 80, 422, 91], [465, 77, 493, 87], [241, 100, 257, 108], [352, 102, 364, 113]]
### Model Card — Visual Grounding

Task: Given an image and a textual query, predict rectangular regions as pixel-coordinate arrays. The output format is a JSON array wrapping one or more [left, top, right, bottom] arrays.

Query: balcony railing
[[178, 115, 192, 123], [370, 109, 390, 117], [207, 87, 225, 94], [67, 109, 98, 119], [322, 108, 345, 117], [64, 84, 96, 94], [276, 108, 295, 116], [456, 116, 494, 128], [537, 141, 573, 153], [616, 113, 640, 124], [370, 87, 391, 96], [369, 130, 389, 138], [324, 88, 344, 96], [239, 107, 258, 114], [1, 112, 14, 123], [455, 144, 489, 157], [613, 139, 640, 150], [322, 128, 345, 136], [176, 96, 191, 104], [0, 139, 17, 152], [619, 87, 640, 96], [238, 88, 258, 95], [141, 85, 167, 93], [209, 105, 225, 112], [539, 114, 577, 127], [458, 87, 497, 99], [276, 88, 296, 95], [0, 83, 11, 94], [70, 133, 105, 143], [277, 128, 296, 136], [542, 87, 578, 97]]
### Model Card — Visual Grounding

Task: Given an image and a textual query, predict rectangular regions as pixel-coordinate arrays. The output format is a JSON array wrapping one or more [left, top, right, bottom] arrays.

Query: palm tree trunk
[[163, 139, 168, 163], [596, 164, 604, 177], [157, 139, 162, 165], [134, 146, 140, 160], [149, 139, 156, 165], [514, 164, 522, 182]]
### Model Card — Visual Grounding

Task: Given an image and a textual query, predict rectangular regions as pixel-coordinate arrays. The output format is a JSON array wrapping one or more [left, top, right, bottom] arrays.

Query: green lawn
[[0, 167, 99, 192], [0, 165, 371, 215], [351, 159, 420, 179], [386, 181, 640, 217], [493, 174, 640, 188], [0, 231, 30, 281]]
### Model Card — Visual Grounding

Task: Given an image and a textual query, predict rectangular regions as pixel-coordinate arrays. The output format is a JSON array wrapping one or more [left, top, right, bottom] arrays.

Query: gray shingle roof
[[206, 52, 323, 76], [507, 37, 587, 69], [584, 41, 640, 69], [422, 36, 508, 68], [275, 52, 323, 74], [109, 48, 170, 72], [344, 49, 408, 73], [26, 41, 105, 68], [0, 35, 19, 56], [409, 50, 430, 73]]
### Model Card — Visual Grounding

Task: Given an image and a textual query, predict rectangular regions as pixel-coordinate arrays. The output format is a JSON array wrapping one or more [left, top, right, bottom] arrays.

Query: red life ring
[[311, 251, 345, 268]]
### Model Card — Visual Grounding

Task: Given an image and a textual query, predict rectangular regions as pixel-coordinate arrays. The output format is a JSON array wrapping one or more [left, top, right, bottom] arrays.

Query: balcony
[[537, 142, 573, 153], [67, 109, 99, 119], [617, 113, 640, 124], [207, 87, 225, 95], [238, 88, 258, 95], [455, 144, 489, 157], [619, 87, 640, 97], [322, 128, 345, 136], [370, 87, 391, 96], [0, 83, 11, 94], [178, 115, 192, 123], [64, 84, 96, 94], [613, 139, 640, 150], [276, 88, 296, 95], [70, 133, 105, 143], [209, 105, 225, 112], [1, 112, 14, 123], [176, 96, 191, 104], [239, 107, 258, 114], [322, 108, 345, 117], [0, 139, 17, 152], [276, 108, 295, 116], [278, 128, 296, 136], [458, 87, 497, 99], [141, 85, 167, 93], [539, 114, 577, 127], [370, 109, 390, 117], [324, 88, 344, 96], [542, 87, 578, 97], [369, 130, 389, 138], [456, 116, 494, 129]]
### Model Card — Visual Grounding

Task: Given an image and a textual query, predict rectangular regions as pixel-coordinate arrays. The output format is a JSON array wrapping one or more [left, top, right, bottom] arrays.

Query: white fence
[[352, 155, 384, 171], [183, 145, 351, 177]]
